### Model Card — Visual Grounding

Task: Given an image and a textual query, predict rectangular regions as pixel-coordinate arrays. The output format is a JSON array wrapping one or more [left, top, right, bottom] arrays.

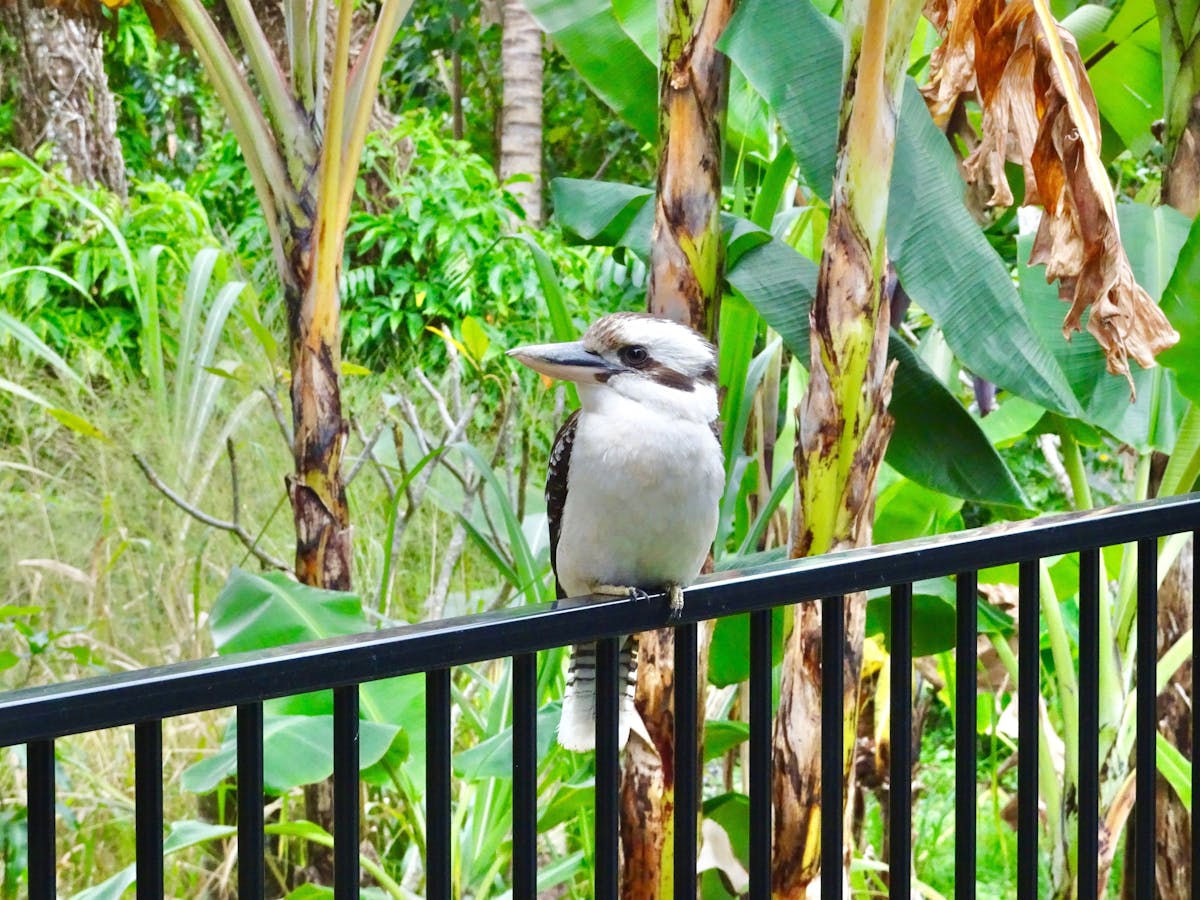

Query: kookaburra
[[508, 312, 725, 751]]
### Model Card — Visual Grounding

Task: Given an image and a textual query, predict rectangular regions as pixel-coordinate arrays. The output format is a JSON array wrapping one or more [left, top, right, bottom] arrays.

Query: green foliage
[[0, 152, 222, 380], [341, 116, 617, 369], [105, 7, 214, 185]]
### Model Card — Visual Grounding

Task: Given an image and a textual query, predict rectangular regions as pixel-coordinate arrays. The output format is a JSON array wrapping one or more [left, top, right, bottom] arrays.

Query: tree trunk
[[0, 1, 126, 196], [1153, 542, 1193, 899], [771, 0, 920, 894], [622, 1, 735, 895], [499, 0, 543, 225], [1162, 92, 1200, 218]]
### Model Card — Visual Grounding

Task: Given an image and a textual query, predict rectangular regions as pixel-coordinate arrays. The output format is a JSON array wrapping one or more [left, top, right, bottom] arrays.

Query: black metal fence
[[2, 493, 1199, 898]]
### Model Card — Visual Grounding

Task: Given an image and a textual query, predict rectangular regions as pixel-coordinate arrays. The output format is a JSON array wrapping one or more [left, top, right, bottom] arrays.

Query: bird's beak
[[507, 340, 614, 384]]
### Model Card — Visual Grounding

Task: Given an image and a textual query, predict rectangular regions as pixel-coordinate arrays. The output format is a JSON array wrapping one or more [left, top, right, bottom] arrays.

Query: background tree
[[500, 0, 543, 224], [0, 2, 126, 195]]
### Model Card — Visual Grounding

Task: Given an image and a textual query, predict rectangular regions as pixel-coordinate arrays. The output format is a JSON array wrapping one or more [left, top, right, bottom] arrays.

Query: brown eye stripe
[[645, 362, 695, 392]]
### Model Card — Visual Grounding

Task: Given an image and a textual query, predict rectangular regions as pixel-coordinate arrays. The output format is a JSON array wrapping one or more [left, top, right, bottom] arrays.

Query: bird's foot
[[668, 583, 684, 621], [594, 584, 651, 603]]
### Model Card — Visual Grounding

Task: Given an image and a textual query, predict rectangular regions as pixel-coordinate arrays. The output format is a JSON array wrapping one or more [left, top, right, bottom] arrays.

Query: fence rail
[[2, 492, 1199, 898]]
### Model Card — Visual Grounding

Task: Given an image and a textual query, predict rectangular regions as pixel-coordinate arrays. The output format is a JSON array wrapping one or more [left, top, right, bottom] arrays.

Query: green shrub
[[342, 114, 621, 370], [0, 151, 224, 379]]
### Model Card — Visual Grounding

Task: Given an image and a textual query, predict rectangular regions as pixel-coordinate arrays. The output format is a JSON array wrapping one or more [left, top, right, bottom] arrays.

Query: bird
[[507, 312, 725, 751]]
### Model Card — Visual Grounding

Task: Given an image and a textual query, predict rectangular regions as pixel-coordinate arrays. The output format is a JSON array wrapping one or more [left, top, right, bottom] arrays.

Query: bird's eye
[[620, 345, 649, 367]]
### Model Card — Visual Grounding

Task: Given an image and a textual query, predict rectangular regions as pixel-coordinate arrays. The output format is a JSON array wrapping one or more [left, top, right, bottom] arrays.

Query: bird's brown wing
[[547, 409, 581, 600]]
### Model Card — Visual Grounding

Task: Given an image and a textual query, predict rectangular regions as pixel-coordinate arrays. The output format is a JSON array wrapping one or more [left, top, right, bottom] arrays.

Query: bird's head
[[508, 313, 718, 422]]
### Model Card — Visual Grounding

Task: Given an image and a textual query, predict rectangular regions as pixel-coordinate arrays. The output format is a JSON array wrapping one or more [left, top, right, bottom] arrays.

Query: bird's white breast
[[555, 396, 724, 598]]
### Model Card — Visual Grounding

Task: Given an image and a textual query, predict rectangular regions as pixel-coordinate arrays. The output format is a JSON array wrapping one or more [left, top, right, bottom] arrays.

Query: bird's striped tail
[[557, 637, 644, 751]]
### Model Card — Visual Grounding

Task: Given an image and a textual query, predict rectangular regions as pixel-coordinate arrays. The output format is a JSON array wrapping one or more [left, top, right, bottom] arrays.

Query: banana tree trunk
[[623, 1, 735, 895], [770, 0, 920, 894]]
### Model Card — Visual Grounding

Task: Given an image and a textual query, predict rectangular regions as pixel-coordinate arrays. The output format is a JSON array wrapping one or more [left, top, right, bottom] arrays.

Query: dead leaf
[[923, 0, 1179, 395]]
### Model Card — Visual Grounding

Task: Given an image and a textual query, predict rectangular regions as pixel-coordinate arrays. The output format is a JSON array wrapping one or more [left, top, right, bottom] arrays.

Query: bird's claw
[[667, 584, 684, 621], [627, 587, 651, 603]]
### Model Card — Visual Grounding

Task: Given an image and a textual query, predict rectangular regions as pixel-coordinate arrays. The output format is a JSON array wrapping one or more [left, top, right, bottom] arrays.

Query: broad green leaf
[[551, 178, 652, 250], [720, 0, 841, 197], [72, 868, 136, 900], [704, 720, 750, 761], [890, 84, 1083, 419], [181, 714, 400, 794], [1160, 214, 1200, 406], [708, 608, 785, 687], [873, 476, 963, 545], [1066, 0, 1162, 157], [209, 569, 368, 653], [523, 0, 657, 139], [976, 396, 1047, 447], [453, 701, 561, 780], [1020, 202, 1191, 448], [887, 336, 1028, 509], [702, 792, 750, 869], [865, 578, 959, 657]]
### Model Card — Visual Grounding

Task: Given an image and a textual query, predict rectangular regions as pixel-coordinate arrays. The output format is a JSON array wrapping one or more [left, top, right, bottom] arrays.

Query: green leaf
[[873, 476, 963, 545], [704, 720, 750, 761], [71, 821, 238, 899], [708, 608, 785, 687], [181, 714, 400, 794], [865, 578, 959, 657], [47, 408, 109, 443], [539, 779, 595, 831], [890, 84, 1083, 419], [453, 702, 561, 780], [523, 0, 657, 139], [1067, 1, 1162, 157], [720, 0, 841, 197], [461, 315, 490, 363], [209, 569, 368, 653], [1158, 732, 1192, 812], [508, 234, 576, 343], [1160, 214, 1200, 406], [550, 178, 653, 250], [887, 336, 1028, 509]]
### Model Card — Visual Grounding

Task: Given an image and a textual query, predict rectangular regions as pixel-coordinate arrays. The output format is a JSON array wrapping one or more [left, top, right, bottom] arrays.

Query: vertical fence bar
[[1018, 559, 1039, 898], [1078, 548, 1100, 900], [595, 636, 620, 900], [1136, 537, 1157, 899], [955, 570, 977, 900], [1193, 532, 1198, 900], [675, 621, 698, 899], [134, 720, 164, 899], [27, 739, 55, 900], [890, 584, 913, 900], [237, 702, 265, 899], [333, 685, 360, 900], [512, 653, 537, 899], [822, 595, 845, 900], [427, 669, 452, 900], [749, 608, 773, 899]]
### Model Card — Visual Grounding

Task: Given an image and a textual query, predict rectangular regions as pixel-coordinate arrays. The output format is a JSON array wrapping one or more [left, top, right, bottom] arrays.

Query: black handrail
[[2, 491, 1198, 899]]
